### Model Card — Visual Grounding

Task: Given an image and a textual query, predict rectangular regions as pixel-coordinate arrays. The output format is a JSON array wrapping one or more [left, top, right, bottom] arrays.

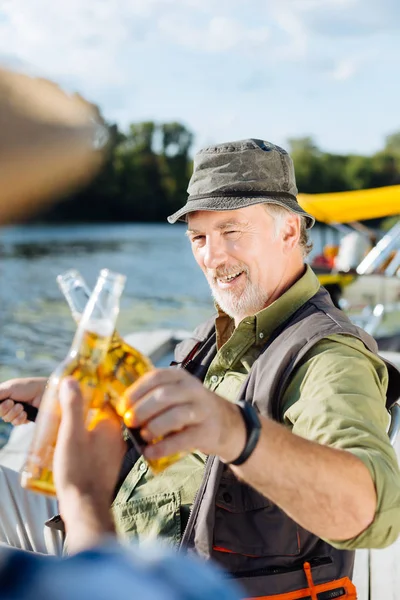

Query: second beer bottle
[[20, 269, 126, 496], [57, 269, 185, 474]]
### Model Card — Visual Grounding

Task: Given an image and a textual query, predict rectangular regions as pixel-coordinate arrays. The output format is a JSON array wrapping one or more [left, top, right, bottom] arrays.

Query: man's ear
[[281, 214, 301, 251]]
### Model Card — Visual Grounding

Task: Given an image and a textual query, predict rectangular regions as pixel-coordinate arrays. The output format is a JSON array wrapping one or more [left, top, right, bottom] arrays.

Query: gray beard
[[208, 278, 269, 321]]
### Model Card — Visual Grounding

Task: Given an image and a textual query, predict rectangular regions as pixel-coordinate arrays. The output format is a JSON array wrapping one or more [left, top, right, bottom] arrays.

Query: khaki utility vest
[[174, 287, 400, 597]]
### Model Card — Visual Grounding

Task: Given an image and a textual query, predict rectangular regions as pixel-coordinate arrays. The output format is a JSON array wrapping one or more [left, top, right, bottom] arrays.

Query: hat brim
[[167, 195, 315, 229]]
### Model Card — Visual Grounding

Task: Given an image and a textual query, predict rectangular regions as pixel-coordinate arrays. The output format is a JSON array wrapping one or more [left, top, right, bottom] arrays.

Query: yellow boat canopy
[[298, 184, 400, 224]]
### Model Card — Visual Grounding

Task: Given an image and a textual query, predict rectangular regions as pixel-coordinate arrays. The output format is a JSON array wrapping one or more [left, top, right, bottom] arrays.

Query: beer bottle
[[56, 269, 185, 474], [20, 269, 126, 496]]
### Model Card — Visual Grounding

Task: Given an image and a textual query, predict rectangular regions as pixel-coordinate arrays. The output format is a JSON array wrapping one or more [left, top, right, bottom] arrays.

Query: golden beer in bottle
[[20, 269, 126, 496], [57, 269, 185, 474]]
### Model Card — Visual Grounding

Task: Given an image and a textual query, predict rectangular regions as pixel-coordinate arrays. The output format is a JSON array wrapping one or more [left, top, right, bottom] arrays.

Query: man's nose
[[203, 237, 227, 270]]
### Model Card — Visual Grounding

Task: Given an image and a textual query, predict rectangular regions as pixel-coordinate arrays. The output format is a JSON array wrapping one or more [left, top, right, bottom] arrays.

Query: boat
[[299, 185, 400, 347]]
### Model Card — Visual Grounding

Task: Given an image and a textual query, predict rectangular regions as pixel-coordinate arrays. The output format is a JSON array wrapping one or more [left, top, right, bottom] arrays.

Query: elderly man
[[1, 139, 400, 599]]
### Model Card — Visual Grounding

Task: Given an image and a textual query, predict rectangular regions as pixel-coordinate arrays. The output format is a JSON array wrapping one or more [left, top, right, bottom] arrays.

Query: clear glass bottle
[[57, 270, 153, 388], [20, 269, 126, 496], [57, 269, 185, 474]]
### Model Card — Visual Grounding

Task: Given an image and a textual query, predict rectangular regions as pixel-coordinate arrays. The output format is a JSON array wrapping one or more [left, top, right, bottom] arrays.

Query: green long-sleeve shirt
[[113, 266, 400, 550]]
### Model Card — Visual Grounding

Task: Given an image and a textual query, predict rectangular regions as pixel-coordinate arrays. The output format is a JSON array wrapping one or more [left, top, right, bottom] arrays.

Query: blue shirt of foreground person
[[0, 378, 240, 600]]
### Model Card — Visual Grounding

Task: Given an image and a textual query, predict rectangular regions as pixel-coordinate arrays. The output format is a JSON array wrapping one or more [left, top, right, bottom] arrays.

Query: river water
[[0, 223, 217, 380]]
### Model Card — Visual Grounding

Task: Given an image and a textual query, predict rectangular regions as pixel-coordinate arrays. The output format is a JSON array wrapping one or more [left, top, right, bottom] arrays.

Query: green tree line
[[37, 123, 400, 223]]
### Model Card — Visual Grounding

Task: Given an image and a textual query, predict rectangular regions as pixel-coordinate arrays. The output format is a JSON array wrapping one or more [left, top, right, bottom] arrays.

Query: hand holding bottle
[[54, 377, 125, 553], [0, 377, 47, 425], [57, 269, 186, 474], [21, 269, 126, 496]]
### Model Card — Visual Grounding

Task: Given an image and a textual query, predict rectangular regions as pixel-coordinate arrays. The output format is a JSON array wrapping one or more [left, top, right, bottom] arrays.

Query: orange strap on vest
[[244, 562, 357, 600]]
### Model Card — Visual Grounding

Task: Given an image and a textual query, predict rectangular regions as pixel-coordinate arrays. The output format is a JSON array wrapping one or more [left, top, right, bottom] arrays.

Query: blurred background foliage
[[28, 115, 400, 224]]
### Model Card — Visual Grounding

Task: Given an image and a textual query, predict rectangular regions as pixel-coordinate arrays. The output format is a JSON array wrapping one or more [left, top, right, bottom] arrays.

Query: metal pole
[[357, 222, 400, 275]]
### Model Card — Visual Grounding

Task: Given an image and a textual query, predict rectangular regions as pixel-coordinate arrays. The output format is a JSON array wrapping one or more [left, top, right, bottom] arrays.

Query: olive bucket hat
[[167, 138, 315, 228]]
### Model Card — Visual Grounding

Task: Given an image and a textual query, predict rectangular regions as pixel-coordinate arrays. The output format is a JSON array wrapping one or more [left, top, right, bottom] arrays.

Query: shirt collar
[[215, 265, 321, 347]]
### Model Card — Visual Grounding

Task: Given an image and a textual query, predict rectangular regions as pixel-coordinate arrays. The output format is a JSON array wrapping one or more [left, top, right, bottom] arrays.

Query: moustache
[[207, 264, 249, 282]]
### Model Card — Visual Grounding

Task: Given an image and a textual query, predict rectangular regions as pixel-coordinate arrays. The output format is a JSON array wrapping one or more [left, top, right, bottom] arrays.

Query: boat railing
[[346, 301, 400, 337], [385, 249, 400, 277], [357, 221, 400, 275]]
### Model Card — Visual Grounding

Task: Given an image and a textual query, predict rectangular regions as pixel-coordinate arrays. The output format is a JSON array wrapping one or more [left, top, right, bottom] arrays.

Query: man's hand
[[118, 368, 246, 464], [0, 377, 47, 425], [53, 377, 126, 553]]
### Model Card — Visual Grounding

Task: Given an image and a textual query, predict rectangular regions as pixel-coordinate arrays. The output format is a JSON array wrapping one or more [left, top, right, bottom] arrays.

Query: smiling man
[[121, 139, 400, 598], [185, 205, 303, 324], [1, 139, 400, 599]]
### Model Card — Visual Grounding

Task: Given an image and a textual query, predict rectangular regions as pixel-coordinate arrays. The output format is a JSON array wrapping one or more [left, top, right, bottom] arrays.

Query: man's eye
[[225, 230, 239, 236], [191, 235, 205, 243]]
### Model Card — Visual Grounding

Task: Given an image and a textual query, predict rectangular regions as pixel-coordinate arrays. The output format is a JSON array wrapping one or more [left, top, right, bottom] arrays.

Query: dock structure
[[0, 331, 399, 599]]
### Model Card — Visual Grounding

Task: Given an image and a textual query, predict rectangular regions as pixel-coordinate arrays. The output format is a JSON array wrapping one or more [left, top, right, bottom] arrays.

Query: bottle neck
[[69, 270, 125, 365], [57, 270, 91, 323]]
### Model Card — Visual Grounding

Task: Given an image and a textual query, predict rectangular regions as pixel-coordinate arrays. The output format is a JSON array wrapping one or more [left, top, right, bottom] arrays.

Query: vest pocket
[[113, 490, 181, 548], [214, 473, 300, 557]]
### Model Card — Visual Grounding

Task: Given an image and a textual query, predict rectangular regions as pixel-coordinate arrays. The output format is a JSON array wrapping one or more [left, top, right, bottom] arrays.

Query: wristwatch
[[229, 400, 262, 466]]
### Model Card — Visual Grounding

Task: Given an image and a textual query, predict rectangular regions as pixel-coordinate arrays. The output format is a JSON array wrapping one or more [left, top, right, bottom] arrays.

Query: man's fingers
[[116, 368, 185, 416], [1, 402, 24, 423], [0, 400, 27, 425], [140, 405, 199, 442], [144, 425, 201, 461], [123, 384, 189, 428], [12, 411, 28, 426], [0, 377, 46, 402], [0, 399, 14, 419]]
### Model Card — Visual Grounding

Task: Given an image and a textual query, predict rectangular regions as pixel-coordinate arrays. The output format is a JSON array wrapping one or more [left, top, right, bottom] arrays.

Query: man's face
[[187, 204, 299, 323]]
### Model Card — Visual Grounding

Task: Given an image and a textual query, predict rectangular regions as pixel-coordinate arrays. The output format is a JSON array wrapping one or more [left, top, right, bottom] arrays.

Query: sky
[[0, 0, 399, 156]]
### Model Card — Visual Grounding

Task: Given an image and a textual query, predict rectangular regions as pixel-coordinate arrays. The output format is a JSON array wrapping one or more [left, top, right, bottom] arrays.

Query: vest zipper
[[179, 455, 215, 549], [178, 333, 217, 550]]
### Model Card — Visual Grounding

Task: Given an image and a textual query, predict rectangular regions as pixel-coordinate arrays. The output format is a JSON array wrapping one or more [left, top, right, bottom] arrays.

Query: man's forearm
[[229, 416, 377, 541]]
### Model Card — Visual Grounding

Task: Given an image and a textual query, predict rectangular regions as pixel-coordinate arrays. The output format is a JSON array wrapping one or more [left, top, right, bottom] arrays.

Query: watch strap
[[229, 400, 261, 466]]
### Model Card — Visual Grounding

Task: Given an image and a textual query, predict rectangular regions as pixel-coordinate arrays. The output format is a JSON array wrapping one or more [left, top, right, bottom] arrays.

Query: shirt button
[[139, 463, 147, 472], [210, 375, 219, 384], [259, 332, 264, 339]]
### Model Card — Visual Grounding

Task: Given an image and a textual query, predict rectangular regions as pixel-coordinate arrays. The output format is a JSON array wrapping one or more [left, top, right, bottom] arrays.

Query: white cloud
[[158, 15, 269, 53], [330, 59, 358, 81], [0, 0, 393, 87], [270, 0, 400, 39], [0, 0, 271, 90], [0, 0, 135, 85], [0, 0, 397, 116], [267, 3, 308, 60]]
